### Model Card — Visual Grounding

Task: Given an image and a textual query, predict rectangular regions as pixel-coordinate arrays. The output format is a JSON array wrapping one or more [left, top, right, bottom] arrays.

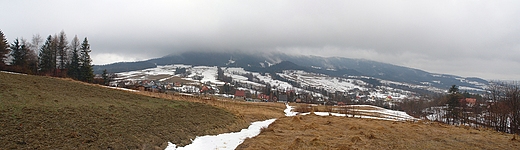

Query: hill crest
[[94, 51, 488, 92]]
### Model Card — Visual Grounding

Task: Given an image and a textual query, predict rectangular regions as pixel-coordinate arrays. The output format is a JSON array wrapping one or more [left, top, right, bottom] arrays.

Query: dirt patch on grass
[[0, 72, 273, 149], [237, 114, 520, 150]]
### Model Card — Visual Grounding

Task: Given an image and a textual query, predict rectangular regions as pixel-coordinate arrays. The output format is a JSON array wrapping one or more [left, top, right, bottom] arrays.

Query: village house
[[234, 90, 246, 99], [460, 98, 477, 107]]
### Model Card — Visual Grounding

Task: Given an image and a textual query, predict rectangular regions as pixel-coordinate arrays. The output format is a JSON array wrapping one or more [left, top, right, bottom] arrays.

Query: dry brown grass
[[16, 72, 515, 149], [237, 114, 520, 150], [292, 103, 380, 113], [135, 91, 286, 123], [0, 72, 283, 149]]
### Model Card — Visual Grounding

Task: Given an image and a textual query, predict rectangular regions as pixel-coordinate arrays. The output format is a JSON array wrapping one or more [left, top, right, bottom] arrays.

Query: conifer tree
[[102, 69, 110, 85], [57, 31, 68, 70], [0, 30, 9, 69], [445, 85, 463, 125], [79, 37, 93, 82], [67, 35, 81, 79], [10, 38, 28, 67], [50, 35, 59, 74], [39, 35, 55, 74], [9, 38, 36, 73]]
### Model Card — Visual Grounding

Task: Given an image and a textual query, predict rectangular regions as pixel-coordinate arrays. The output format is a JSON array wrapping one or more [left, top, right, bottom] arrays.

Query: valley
[[2, 70, 518, 149]]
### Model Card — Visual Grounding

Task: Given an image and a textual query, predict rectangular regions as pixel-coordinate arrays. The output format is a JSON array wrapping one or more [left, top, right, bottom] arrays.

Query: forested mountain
[[94, 51, 488, 92]]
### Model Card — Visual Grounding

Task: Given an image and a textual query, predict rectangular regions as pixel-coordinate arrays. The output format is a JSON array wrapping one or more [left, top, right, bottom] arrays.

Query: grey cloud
[[1, 0, 519, 80]]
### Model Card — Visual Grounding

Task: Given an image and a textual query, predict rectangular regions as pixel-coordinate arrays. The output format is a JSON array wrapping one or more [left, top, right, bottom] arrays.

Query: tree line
[[440, 83, 520, 134], [402, 83, 520, 135], [0, 30, 94, 83]]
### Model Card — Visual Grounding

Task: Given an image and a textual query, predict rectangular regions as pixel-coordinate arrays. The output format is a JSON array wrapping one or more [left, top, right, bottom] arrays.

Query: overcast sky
[[1, 0, 519, 80]]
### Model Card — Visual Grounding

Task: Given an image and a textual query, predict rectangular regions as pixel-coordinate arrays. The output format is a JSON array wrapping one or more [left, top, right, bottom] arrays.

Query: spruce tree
[[445, 85, 463, 125], [79, 37, 93, 82], [102, 69, 109, 85], [39, 35, 55, 74], [50, 35, 59, 75], [57, 31, 68, 70], [10, 38, 28, 67], [67, 35, 80, 79], [9, 38, 35, 73], [0, 30, 9, 69]]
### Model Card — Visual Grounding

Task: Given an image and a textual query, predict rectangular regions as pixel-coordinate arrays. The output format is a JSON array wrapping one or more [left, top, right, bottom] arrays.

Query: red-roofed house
[[460, 98, 477, 107], [235, 90, 246, 99]]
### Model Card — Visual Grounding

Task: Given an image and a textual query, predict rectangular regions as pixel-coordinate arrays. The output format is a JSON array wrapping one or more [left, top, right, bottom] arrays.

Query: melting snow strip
[[166, 104, 299, 150], [0, 71, 27, 75], [166, 119, 276, 150], [105, 86, 140, 92], [165, 104, 417, 150], [288, 104, 418, 121]]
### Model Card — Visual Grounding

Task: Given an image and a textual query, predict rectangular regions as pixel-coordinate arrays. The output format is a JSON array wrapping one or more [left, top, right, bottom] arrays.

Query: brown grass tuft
[[291, 116, 301, 122], [288, 138, 305, 150], [350, 136, 363, 143], [260, 127, 274, 133], [304, 123, 318, 130], [310, 137, 326, 146], [238, 114, 520, 150], [349, 126, 361, 130], [366, 133, 377, 139]]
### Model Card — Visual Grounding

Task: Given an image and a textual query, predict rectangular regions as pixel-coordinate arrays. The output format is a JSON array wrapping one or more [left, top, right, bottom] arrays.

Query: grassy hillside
[[238, 114, 520, 150], [0, 72, 245, 149]]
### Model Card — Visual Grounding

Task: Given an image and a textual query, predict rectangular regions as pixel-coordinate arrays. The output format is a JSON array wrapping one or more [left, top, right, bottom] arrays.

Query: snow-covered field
[[112, 64, 423, 102], [279, 70, 366, 93]]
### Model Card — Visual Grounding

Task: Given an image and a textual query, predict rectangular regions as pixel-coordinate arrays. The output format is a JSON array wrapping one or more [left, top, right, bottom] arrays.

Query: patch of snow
[[420, 82, 430, 85], [159, 75, 175, 82], [173, 64, 193, 68], [188, 66, 226, 85], [106, 86, 140, 92], [226, 58, 235, 65], [284, 104, 298, 116], [458, 86, 486, 92], [166, 119, 276, 150], [292, 104, 417, 121], [264, 61, 274, 67], [431, 74, 443, 77], [0, 71, 27, 75]]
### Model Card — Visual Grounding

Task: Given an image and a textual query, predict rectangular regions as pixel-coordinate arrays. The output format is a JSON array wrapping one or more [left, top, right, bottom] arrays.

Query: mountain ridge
[[94, 51, 488, 92]]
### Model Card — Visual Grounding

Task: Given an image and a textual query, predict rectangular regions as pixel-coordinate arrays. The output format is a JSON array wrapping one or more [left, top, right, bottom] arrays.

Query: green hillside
[[0, 72, 239, 149]]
